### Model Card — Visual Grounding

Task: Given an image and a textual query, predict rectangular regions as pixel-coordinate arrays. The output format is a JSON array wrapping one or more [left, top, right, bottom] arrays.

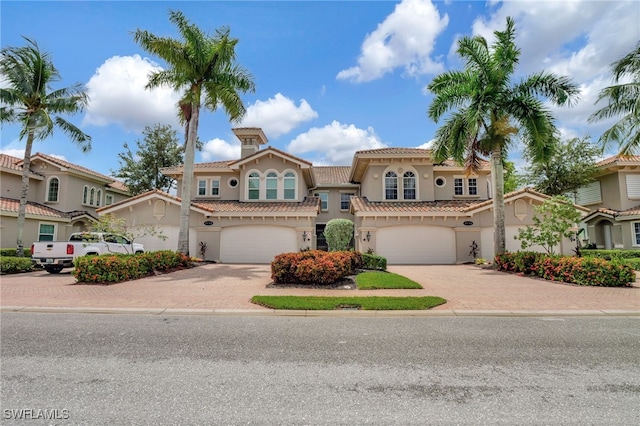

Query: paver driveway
[[1, 264, 639, 313]]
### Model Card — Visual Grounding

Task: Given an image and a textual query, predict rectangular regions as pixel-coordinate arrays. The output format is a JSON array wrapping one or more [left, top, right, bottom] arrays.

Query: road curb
[[2, 306, 640, 317]]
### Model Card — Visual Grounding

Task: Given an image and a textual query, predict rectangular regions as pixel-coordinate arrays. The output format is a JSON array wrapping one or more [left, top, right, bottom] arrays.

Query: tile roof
[[195, 197, 320, 214], [229, 146, 313, 166], [350, 197, 485, 213], [313, 166, 353, 185], [161, 160, 235, 175], [23, 153, 129, 192], [0, 197, 93, 219], [0, 154, 44, 178], [597, 155, 640, 167], [355, 147, 432, 156], [586, 205, 640, 219], [436, 159, 491, 169]]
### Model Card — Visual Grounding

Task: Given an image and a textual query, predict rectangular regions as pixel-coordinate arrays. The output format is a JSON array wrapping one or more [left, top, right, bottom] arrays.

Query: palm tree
[[589, 41, 640, 154], [0, 37, 91, 256], [426, 17, 579, 257], [133, 10, 255, 255]]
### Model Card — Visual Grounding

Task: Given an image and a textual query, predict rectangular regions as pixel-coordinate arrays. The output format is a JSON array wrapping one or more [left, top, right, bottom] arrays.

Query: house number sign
[[463, 221, 473, 226], [204, 221, 214, 226]]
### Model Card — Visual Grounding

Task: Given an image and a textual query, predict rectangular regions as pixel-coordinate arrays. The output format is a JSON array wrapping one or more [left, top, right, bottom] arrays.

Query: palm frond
[[515, 72, 580, 107], [53, 117, 92, 152]]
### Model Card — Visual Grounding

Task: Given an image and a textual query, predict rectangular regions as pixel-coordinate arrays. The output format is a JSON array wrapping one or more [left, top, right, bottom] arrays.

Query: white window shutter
[[576, 181, 602, 205], [626, 174, 640, 198]]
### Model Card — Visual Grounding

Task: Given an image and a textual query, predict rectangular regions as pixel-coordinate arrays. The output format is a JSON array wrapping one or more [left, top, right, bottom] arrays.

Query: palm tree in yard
[[0, 37, 91, 256], [589, 41, 640, 154], [426, 17, 579, 257], [134, 10, 255, 255]]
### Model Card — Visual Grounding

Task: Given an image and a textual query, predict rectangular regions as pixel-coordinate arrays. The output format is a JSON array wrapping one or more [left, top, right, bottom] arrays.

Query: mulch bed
[[267, 275, 357, 290]]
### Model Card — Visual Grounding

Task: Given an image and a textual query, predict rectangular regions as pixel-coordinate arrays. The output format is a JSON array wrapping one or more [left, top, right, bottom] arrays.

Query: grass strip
[[251, 295, 446, 310], [355, 271, 423, 289]]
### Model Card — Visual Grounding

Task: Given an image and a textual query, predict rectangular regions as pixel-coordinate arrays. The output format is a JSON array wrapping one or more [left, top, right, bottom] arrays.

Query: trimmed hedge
[[362, 253, 387, 271], [581, 249, 640, 260], [271, 250, 363, 285], [1, 248, 32, 257], [495, 251, 635, 287], [73, 250, 191, 284], [0, 256, 34, 274]]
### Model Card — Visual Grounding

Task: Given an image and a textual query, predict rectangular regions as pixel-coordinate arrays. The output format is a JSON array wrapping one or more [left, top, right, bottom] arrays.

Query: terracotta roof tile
[[0, 154, 44, 178], [0, 197, 73, 219], [229, 146, 312, 166], [355, 147, 432, 156], [597, 155, 640, 167], [350, 197, 485, 213], [196, 197, 320, 214], [313, 166, 353, 185]]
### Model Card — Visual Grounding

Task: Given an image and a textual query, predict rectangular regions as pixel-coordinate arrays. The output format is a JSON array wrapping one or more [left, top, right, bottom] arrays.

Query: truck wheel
[[45, 266, 63, 274], [135, 251, 144, 255]]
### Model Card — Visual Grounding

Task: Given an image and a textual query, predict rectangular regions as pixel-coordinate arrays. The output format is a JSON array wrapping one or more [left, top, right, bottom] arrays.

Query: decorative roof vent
[[233, 128, 268, 159]]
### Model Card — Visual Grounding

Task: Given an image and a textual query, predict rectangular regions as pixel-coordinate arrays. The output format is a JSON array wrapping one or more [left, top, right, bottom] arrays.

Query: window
[[266, 172, 277, 200], [340, 193, 354, 210], [403, 172, 416, 200], [627, 175, 640, 199], [228, 178, 238, 188], [315, 192, 329, 211], [284, 172, 296, 200], [576, 181, 602, 205], [82, 186, 89, 204], [211, 179, 220, 197], [38, 223, 56, 241], [385, 171, 398, 200], [468, 178, 477, 195], [96, 189, 102, 207], [105, 194, 113, 206], [248, 172, 260, 200], [198, 180, 207, 196], [454, 178, 464, 195], [634, 223, 640, 246], [435, 177, 446, 187], [47, 177, 59, 202], [89, 188, 95, 205]]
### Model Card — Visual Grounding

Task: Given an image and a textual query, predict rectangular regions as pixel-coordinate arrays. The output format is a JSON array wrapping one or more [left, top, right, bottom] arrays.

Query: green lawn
[[355, 271, 423, 289], [251, 295, 446, 310]]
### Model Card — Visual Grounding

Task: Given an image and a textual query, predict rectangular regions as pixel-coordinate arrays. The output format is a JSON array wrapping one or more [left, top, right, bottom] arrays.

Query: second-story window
[[105, 194, 113, 206], [248, 172, 260, 200], [83, 186, 89, 204], [284, 172, 296, 200], [211, 179, 220, 197], [403, 172, 416, 200], [340, 193, 354, 210], [315, 192, 329, 211], [468, 178, 477, 195], [96, 189, 102, 207], [198, 180, 207, 196], [89, 188, 95, 205], [266, 172, 278, 200], [47, 177, 59, 202], [385, 171, 398, 200], [454, 178, 464, 195]]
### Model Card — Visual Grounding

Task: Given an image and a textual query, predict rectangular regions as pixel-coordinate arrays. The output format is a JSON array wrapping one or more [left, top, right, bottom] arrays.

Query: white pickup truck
[[31, 232, 145, 274]]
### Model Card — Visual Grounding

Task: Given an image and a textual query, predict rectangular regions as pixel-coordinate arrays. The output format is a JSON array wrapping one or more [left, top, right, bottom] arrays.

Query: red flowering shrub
[[494, 251, 635, 287], [271, 250, 362, 285], [73, 250, 192, 284]]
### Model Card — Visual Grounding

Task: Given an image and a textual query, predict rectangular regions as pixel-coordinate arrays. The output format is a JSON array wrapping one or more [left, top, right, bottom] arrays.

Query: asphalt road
[[1, 313, 639, 425]]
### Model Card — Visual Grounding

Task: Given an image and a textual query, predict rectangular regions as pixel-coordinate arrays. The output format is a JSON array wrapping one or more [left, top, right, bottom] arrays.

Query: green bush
[[271, 250, 362, 285], [1, 248, 32, 257], [362, 253, 387, 271], [0, 256, 34, 274], [621, 258, 640, 270], [494, 251, 635, 287], [73, 250, 191, 284], [581, 249, 640, 260]]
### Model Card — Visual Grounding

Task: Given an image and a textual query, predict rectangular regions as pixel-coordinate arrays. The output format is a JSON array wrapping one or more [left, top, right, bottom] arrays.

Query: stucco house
[[580, 155, 640, 250], [0, 153, 130, 248], [97, 127, 585, 264]]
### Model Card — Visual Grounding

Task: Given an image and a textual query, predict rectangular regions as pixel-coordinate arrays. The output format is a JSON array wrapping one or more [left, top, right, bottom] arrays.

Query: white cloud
[[201, 138, 241, 161], [337, 0, 449, 82], [83, 55, 181, 132], [416, 139, 435, 149], [287, 121, 387, 165], [0, 148, 26, 158], [238, 93, 318, 138]]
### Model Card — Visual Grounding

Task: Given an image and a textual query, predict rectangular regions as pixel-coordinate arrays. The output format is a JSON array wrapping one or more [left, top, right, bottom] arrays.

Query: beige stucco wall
[[313, 187, 358, 224], [237, 156, 309, 202]]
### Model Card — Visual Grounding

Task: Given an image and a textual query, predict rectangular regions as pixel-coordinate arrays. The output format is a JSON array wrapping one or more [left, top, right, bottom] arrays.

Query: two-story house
[[97, 127, 582, 264], [0, 153, 130, 248], [580, 155, 640, 250]]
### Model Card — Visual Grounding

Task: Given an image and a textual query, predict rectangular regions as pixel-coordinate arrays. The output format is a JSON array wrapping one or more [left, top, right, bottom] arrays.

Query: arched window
[[403, 171, 416, 200], [47, 177, 59, 202], [266, 172, 278, 200], [89, 188, 95, 206], [283, 172, 296, 200], [385, 171, 398, 200], [96, 189, 102, 207], [248, 172, 260, 200], [82, 186, 89, 205]]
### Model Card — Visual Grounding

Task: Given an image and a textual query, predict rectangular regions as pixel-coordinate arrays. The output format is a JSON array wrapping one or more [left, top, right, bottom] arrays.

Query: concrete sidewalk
[[1, 263, 639, 316]]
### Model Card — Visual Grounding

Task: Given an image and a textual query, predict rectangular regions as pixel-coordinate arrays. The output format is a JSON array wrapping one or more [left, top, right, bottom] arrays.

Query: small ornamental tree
[[515, 196, 583, 255], [323, 219, 354, 251], [90, 214, 167, 244]]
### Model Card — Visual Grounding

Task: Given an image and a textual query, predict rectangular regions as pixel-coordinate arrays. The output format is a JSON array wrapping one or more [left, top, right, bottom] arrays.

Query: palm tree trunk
[[16, 131, 35, 257], [491, 145, 506, 258], [176, 104, 199, 255]]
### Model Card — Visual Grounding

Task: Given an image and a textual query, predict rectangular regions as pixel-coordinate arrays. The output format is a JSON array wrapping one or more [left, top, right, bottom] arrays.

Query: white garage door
[[220, 226, 298, 263], [376, 226, 456, 264]]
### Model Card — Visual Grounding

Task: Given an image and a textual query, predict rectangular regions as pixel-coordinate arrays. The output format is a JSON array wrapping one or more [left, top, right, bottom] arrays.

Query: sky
[[1, 0, 639, 178]]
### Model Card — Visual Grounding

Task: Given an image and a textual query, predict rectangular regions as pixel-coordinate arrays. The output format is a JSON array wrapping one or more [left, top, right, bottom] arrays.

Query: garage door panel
[[377, 226, 455, 264], [221, 226, 297, 263]]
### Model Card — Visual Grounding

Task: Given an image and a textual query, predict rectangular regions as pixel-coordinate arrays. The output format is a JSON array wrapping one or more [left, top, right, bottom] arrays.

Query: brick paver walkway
[[1, 264, 639, 314]]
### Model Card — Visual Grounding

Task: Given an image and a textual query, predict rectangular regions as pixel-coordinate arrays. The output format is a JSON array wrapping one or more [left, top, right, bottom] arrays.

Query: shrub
[[0, 256, 34, 274], [271, 250, 361, 285], [494, 251, 635, 287], [73, 250, 191, 284], [1, 248, 32, 257], [581, 249, 640, 260], [323, 219, 354, 251], [362, 253, 387, 271]]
